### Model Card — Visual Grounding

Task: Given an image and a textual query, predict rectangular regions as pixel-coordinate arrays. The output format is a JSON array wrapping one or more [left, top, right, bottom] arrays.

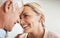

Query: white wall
[[38, 0, 60, 33], [7, 0, 60, 38]]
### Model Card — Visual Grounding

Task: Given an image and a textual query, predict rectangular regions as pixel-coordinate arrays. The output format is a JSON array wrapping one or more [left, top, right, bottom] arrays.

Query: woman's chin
[[24, 29, 31, 33]]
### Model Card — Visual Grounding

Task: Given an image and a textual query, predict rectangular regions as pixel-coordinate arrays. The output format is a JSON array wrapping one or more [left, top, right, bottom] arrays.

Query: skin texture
[[0, 0, 23, 31], [20, 6, 44, 38]]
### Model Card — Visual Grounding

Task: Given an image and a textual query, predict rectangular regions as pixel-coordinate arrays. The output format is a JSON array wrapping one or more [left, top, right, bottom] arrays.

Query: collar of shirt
[[0, 29, 6, 38]]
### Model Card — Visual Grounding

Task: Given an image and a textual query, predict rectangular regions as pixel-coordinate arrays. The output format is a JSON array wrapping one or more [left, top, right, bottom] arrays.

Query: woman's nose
[[17, 17, 20, 23], [20, 18, 25, 25]]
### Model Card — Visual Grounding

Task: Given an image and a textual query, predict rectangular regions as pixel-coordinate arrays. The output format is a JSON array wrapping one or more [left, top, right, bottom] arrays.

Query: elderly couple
[[0, 0, 60, 38]]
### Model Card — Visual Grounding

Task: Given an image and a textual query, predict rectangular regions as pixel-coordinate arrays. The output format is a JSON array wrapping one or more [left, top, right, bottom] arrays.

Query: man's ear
[[4, 0, 13, 13]]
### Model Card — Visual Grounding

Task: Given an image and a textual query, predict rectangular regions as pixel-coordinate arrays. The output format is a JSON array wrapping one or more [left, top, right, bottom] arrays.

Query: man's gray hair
[[13, 0, 23, 11], [13, 0, 23, 9], [0, 0, 22, 8], [0, 0, 7, 7], [0, 0, 23, 11]]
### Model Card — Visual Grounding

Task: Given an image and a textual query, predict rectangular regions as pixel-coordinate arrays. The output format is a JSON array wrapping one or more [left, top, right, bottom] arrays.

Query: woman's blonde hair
[[23, 2, 45, 27]]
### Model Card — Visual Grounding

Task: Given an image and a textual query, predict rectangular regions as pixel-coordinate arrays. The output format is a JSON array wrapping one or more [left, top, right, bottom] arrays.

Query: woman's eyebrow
[[23, 12, 28, 15]]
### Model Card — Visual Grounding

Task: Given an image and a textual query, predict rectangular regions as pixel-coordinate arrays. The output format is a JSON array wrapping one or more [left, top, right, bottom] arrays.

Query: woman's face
[[20, 6, 41, 33]]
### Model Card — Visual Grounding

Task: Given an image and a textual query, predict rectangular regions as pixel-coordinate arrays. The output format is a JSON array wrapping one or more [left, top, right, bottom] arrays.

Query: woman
[[15, 2, 60, 38]]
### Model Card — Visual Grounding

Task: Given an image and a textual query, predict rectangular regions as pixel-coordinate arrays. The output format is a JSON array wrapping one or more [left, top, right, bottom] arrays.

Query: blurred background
[[7, 0, 60, 38]]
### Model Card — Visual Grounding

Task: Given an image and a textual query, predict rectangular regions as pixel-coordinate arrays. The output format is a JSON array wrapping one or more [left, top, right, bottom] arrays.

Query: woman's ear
[[38, 14, 44, 23], [4, 0, 13, 13]]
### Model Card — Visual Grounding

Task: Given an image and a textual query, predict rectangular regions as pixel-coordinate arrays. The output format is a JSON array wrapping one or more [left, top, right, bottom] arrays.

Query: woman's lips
[[22, 24, 28, 29]]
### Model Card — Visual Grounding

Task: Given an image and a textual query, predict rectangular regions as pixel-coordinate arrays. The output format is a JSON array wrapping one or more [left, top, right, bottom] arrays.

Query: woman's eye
[[24, 15, 28, 17]]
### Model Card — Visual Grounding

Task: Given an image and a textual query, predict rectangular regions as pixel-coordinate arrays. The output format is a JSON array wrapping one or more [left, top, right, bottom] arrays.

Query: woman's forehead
[[23, 6, 37, 15], [24, 6, 32, 11]]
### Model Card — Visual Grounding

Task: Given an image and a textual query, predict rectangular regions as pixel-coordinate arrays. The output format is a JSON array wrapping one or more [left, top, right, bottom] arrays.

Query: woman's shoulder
[[48, 31, 60, 38], [44, 31, 60, 38]]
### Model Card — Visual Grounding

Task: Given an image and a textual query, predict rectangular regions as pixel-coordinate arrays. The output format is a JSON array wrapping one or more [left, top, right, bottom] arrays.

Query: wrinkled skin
[[0, 0, 23, 31]]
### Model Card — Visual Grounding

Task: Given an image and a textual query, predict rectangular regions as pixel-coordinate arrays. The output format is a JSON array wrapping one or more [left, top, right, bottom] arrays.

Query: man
[[0, 0, 23, 38]]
